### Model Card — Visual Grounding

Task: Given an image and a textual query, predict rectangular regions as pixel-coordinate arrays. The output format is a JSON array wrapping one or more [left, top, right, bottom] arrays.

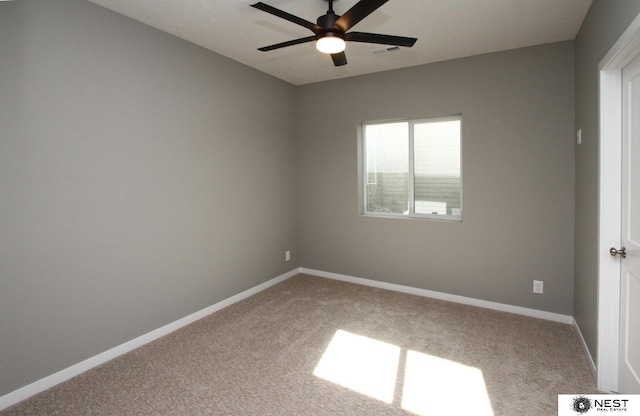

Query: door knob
[[610, 247, 626, 258]]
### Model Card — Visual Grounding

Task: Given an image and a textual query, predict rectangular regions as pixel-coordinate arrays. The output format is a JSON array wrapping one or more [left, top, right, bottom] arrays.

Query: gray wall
[[296, 42, 576, 315], [0, 0, 297, 396], [573, 0, 640, 362]]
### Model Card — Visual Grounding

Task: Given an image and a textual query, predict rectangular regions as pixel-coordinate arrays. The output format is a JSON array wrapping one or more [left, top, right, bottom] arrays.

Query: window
[[362, 116, 462, 220]]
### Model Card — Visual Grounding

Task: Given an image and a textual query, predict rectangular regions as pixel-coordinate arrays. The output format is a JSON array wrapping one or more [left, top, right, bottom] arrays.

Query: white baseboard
[[573, 318, 598, 380], [300, 268, 574, 324], [0, 268, 299, 411]]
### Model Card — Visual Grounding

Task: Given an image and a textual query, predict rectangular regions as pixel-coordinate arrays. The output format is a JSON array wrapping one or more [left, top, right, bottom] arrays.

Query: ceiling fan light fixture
[[316, 34, 346, 54]]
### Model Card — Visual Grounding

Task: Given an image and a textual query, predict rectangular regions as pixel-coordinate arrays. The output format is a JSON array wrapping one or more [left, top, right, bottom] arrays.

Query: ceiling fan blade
[[331, 52, 348, 66], [333, 0, 388, 32], [251, 2, 321, 34], [258, 36, 317, 52], [346, 31, 417, 47]]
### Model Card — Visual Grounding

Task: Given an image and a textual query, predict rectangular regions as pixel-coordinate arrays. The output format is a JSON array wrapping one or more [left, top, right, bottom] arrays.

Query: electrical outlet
[[285, 250, 291, 262], [533, 280, 544, 294]]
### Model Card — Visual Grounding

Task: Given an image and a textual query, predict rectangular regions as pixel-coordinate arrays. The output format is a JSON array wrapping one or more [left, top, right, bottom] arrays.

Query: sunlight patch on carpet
[[313, 330, 400, 403], [314, 329, 494, 415], [402, 350, 494, 416]]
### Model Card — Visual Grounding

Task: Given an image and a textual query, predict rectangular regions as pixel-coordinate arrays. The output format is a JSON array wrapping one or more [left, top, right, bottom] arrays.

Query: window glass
[[414, 120, 461, 216], [365, 123, 409, 214]]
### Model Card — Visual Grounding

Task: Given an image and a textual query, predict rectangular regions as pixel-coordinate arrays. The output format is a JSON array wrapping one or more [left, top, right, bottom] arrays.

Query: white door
[[618, 52, 640, 393]]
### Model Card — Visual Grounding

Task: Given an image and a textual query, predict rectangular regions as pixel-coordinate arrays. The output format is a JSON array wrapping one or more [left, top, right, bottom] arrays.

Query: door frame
[[598, 12, 640, 393]]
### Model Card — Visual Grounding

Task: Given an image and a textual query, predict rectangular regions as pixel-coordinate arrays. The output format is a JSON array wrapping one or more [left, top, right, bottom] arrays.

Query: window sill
[[361, 212, 463, 222]]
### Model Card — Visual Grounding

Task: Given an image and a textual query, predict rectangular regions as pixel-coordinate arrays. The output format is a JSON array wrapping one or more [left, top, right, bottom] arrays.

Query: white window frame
[[360, 115, 463, 222]]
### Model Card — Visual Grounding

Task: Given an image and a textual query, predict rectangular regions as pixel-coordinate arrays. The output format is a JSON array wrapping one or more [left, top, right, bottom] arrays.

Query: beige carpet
[[1, 274, 599, 415]]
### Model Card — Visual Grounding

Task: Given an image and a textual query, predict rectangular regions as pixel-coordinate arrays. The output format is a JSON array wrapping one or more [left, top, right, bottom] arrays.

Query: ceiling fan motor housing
[[317, 13, 344, 40]]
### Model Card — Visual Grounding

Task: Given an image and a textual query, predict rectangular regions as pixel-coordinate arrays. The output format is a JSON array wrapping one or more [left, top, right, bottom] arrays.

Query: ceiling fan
[[251, 0, 417, 66]]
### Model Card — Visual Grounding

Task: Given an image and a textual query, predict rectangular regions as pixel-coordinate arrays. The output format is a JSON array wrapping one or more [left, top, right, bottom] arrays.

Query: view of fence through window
[[364, 117, 461, 219]]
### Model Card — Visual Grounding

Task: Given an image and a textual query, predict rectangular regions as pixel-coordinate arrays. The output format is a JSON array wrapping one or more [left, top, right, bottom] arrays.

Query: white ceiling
[[86, 0, 592, 86]]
